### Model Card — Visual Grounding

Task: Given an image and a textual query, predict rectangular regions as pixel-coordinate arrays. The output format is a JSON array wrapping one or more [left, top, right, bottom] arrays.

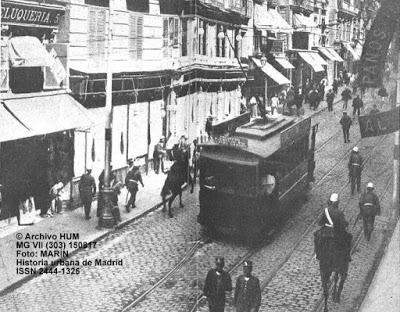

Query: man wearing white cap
[[319, 193, 348, 234], [348, 146, 363, 194], [359, 182, 381, 241]]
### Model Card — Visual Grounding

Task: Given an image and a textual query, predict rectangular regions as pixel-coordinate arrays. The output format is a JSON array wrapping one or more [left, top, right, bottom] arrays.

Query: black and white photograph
[[0, 0, 399, 311]]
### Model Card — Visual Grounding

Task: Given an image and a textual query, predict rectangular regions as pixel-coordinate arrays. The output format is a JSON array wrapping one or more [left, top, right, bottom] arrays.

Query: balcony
[[290, 0, 314, 14], [338, 0, 359, 17]]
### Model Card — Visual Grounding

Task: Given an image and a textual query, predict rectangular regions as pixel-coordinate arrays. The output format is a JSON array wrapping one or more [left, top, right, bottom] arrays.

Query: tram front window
[[201, 157, 257, 196]]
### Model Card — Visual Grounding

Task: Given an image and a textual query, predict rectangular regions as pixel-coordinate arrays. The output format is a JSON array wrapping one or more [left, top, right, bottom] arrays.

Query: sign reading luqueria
[[1, 1, 65, 28]]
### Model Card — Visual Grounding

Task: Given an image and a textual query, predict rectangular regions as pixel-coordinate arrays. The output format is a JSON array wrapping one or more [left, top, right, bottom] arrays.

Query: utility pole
[[99, 0, 115, 228], [393, 28, 400, 219]]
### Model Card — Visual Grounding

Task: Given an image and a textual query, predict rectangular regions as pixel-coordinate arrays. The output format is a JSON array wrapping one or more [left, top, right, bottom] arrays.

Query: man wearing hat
[[153, 137, 166, 174], [339, 111, 352, 143], [348, 146, 363, 194], [234, 261, 261, 312], [203, 257, 232, 312], [359, 182, 381, 241], [125, 158, 144, 212], [78, 167, 96, 220], [319, 193, 348, 235]]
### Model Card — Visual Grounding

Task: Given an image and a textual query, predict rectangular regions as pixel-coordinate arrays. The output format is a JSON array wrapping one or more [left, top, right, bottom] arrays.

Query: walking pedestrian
[[203, 257, 232, 312], [326, 89, 335, 112], [352, 94, 364, 117], [339, 111, 352, 143], [341, 87, 352, 110], [111, 181, 123, 224], [78, 167, 96, 220], [359, 182, 381, 241], [294, 88, 304, 116], [234, 261, 261, 312], [348, 146, 363, 194], [125, 159, 144, 212], [332, 79, 339, 95], [48, 181, 64, 216], [309, 88, 320, 110], [270, 93, 279, 115], [192, 139, 200, 184]]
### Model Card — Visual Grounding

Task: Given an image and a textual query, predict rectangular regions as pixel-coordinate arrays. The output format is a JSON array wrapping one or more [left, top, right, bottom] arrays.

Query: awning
[[275, 57, 295, 69], [293, 14, 319, 34], [254, 5, 293, 34], [343, 42, 360, 60], [325, 47, 344, 62], [317, 47, 336, 61], [8, 36, 54, 67], [2, 93, 94, 138], [298, 52, 324, 72], [310, 52, 328, 66], [0, 104, 31, 143], [252, 58, 291, 85], [353, 43, 363, 60]]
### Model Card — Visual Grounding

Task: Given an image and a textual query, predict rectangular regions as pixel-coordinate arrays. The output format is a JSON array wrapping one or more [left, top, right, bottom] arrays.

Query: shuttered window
[[129, 14, 143, 59], [163, 17, 179, 57], [88, 7, 106, 60]]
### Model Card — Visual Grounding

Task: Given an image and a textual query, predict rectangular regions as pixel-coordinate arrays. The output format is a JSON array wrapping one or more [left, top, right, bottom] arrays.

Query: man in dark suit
[[234, 261, 261, 312], [125, 159, 144, 212], [339, 111, 352, 143], [203, 257, 232, 312], [78, 167, 96, 220]]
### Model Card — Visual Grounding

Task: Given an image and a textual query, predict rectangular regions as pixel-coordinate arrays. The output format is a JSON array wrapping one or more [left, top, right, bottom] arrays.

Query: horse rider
[[78, 166, 96, 220], [314, 204, 352, 307], [358, 182, 381, 241], [319, 193, 348, 235], [234, 261, 261, 312], [125, 158, 144, 212], [203, 257, 232, 312], [348, 146, 363, 195], [339, 111, 352, 143]]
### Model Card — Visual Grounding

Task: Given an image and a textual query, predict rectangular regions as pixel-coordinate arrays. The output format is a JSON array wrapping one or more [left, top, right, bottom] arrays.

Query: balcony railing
[[291, 0, 314, 12]]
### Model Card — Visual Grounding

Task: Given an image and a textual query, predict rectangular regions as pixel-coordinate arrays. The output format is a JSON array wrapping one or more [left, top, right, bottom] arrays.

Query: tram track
[[121, 116, 387, 312], [312, 173, 393, 312], [186, 135, 388, 312]]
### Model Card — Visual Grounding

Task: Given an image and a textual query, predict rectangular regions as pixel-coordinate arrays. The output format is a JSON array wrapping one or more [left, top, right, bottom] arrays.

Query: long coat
[[78, 173, 96, 202], [359, 190, 381, 216], [340, 115, 352, 130], [234, 275, 261, 312], [348, 152, 363, 178], [203, 269, 232, 311]]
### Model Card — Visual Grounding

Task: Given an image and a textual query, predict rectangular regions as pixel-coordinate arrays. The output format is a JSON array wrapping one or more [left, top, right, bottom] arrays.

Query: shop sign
[[359, 107, 400, 138], [211, 136, 248, 149], [1, 1, 65, 28], [280, 117, 311, 146]]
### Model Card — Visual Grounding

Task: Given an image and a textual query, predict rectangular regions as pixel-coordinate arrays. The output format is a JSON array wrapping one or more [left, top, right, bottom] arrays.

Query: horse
[[314, 225, 352, 311], [161, 148, 194, 218]]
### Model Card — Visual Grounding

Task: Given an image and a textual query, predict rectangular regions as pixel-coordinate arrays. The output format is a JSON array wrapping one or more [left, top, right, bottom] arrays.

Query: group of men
[[77, 157, 144, 223], [203, 257, 261, 312]]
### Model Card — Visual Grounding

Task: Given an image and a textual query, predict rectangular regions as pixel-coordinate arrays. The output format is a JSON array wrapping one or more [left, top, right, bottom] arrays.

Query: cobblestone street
[[0, 93, 396, 312]]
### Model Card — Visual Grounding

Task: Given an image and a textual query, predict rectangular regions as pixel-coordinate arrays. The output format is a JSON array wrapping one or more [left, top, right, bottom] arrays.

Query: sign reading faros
[[1, 1, 65, 28], [210, 136, 248, 149]]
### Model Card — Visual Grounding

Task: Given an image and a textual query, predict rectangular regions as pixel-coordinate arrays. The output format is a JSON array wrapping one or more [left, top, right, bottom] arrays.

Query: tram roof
[[200, 115, 310, 159]]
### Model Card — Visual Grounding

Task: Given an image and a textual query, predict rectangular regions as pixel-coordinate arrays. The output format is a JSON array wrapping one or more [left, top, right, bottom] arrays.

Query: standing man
[[348, 146, 363, 194], [249, 95, 258, 118], [203, 257, 232, 312], [153, 137, 165, 174], [326, 89, 335, 112], [309, 88, 320, 110], [78, 167, 96, 220], [359, 182, 381, 241], [125, 159, 144, 212], [234, 261, 261, 312], [206, 116, 213, 137], [341, 87, 352, 110], [339, 111, 352, 143], [352, 94, 364, 117]]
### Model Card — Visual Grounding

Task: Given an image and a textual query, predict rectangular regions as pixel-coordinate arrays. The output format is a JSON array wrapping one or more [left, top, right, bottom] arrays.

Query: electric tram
[[197, 113, 317, 240]]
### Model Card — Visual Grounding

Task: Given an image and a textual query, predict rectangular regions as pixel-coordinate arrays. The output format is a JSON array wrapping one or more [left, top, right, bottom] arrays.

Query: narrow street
[[0, 96, 394, 312]]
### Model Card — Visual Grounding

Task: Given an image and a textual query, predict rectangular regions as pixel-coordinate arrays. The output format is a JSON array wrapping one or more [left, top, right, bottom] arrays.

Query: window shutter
[[88, 8, 97, 56], [137, 16, 144, 59], [163, 18, 169, 57], [97, 9, 106, 58], [174, 18, 179, 47], [129, 14, 138, 58], [88, 8, 106, 60]]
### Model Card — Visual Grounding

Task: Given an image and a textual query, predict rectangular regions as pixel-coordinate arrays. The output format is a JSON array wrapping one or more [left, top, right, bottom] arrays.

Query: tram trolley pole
[[307, 123, 319, 186]]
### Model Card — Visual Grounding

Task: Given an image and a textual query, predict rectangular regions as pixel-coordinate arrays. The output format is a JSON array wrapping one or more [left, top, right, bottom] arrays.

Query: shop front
[[313, 46, 345, 84]]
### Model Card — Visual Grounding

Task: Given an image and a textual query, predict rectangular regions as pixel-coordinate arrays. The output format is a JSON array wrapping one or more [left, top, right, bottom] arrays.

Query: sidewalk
[[0, 170, 169, 294], [358, 219, 400, 312], [0, 90, 346, 295]]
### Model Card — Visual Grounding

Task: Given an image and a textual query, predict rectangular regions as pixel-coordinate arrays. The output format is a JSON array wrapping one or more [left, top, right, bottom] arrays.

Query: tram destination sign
[[210, 136, 248, 148], [358, 107, 400, 138], [280, 118, 311, 146]]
